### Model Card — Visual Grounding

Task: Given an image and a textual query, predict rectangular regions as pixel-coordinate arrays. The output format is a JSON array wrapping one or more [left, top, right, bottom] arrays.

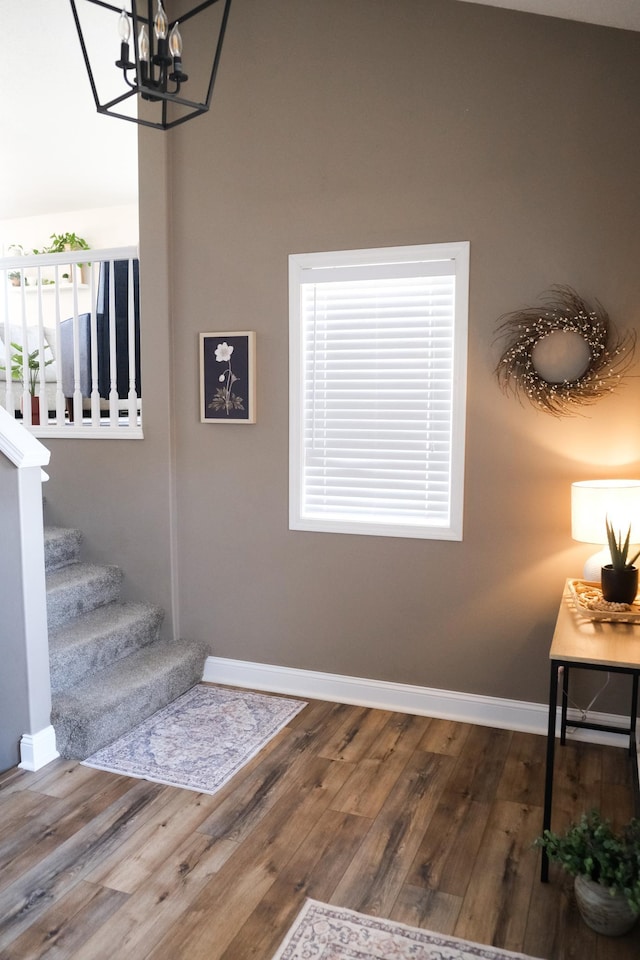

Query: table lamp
[[571, 479, 640, 580]]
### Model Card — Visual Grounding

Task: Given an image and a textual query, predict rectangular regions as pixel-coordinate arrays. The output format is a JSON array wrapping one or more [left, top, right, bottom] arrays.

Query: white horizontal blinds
[[301, 260, 456, 528]]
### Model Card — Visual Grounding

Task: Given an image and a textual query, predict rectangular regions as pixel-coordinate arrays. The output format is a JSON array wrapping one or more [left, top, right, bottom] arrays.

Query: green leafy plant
[[30, 233, 92, 281], [606, 517, 640, 571], [46, 232, 90, 254], [47, 233, 91, 279], [0, 342, 54, 396], [536, 811, 640, 913]]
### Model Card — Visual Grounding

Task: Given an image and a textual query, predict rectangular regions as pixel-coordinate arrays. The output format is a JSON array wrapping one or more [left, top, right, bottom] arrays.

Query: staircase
[[44, 525, 206, 760]]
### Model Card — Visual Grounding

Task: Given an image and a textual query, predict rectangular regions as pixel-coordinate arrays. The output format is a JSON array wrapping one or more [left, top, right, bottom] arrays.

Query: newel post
[[0, 408, 58, 771]]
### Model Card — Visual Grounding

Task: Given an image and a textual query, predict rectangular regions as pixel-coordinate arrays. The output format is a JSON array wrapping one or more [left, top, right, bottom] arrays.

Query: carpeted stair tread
[[44, 526, 83, 571], [46, 562, 123, 630], [49, 600, 165, 693], [44, 521, 206, 763], [52, 638, 208, 760]]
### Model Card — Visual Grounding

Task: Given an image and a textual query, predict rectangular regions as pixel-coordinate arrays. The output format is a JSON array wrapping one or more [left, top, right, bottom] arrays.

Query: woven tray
[[568, 578, 640, 623]]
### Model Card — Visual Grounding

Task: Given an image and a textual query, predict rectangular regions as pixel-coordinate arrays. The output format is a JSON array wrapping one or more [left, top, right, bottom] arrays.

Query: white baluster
[[89, 263, 101, 425], [2, 269, 16, 419], [36, 267, 47, 425], [53, 265, 66, 426], [108, 260, 119, 426], [127, 258, 138, 428], [72, 272, 83, 427], [19, 276, 31, 426]]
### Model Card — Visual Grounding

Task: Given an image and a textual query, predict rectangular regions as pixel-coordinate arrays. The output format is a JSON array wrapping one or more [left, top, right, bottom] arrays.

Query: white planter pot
[[574, 875, 637, 937]]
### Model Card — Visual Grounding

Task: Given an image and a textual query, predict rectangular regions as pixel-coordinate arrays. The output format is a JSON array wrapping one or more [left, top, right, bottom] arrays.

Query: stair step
[[51, 638, 207, 760], [44, 526, 83, 571], [49, 600, 165, 693], [46, 562, 123, 631]]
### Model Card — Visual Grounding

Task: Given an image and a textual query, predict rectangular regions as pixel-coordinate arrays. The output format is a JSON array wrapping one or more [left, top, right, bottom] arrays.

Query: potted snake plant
[[601, 518, 640, 604]]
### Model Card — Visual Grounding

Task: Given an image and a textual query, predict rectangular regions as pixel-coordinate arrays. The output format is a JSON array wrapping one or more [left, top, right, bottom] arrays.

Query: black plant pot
[[601, 565, 639, 605]]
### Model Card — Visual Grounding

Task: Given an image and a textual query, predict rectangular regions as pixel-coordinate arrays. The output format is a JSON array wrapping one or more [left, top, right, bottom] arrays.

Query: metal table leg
[[541, 659, 560, 883], [560, 664, 569, 746], [630, 672, 639, 757]]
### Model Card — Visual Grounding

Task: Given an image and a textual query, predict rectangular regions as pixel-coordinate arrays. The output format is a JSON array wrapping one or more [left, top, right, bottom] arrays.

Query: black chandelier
[[69, 0, 232, 130]]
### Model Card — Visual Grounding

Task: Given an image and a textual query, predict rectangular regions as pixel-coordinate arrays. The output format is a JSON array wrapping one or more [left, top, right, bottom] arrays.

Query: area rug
[[272, 900, 546, 960], [82, 684, 307, 794]]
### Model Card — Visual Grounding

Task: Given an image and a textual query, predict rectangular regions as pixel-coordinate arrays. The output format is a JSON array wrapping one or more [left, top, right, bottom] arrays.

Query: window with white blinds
[[289, 242, 469, 540]]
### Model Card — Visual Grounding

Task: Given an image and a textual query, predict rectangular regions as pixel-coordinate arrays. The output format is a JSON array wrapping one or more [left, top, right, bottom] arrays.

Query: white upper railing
[[0, 246, 142, 439]]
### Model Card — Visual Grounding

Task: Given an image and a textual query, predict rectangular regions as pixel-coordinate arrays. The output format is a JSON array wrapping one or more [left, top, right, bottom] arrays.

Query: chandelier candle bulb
[[116, 10, 135, 68], [137, 23, 149, 84], [169, 23, 186, 81], [154, 1, 168, 39], [118, 9, 130, 42], [153, 1, 172, 68], [138, 24, 149, 61], [170, 23, 182, 57]]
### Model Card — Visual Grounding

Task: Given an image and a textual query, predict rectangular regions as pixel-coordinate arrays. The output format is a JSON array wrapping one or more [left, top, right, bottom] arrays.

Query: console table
[[541, 580, 640, 882]]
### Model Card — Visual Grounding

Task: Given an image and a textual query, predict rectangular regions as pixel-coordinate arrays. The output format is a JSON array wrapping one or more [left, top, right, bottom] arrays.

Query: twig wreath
[[494, 286, 636, 416]]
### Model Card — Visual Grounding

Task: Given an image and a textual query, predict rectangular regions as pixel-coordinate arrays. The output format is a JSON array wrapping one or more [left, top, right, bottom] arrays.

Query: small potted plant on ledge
[[46, 232, 91, 284], [602, 518, 640, 604], [536, 810, 640, 936], [1, 341, 54, 425]]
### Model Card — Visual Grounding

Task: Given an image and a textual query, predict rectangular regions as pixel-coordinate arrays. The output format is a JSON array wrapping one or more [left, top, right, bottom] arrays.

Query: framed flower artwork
[[199, 331, 256, 423]]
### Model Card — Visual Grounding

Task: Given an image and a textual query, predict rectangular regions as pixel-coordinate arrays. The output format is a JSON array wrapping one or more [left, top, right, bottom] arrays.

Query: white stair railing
[[0, 246, 142, 438]]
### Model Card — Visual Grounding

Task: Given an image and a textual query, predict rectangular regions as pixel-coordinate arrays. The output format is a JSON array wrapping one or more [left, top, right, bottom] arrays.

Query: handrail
[[0, 246, 139, 270], [0, 405, 50, 468]]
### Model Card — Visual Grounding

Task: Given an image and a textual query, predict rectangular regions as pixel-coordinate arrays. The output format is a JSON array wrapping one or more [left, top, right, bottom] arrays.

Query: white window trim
[[289, 241, 469, 540]]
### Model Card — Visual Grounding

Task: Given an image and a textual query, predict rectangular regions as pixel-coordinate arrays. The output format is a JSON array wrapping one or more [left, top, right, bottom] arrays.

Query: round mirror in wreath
[[494, 286, 636, 416]]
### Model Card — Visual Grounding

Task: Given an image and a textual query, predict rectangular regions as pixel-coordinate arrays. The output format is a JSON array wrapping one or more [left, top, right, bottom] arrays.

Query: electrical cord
[[566, 671, 611, 732]]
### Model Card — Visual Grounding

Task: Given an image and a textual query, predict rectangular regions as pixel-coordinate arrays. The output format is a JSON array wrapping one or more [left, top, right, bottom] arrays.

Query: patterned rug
[[272, 901, 546, 960], [83, 684, 307, 794]]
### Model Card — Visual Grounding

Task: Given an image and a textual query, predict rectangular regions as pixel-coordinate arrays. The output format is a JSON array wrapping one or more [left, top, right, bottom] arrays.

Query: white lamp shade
[[571, 479, 640, 545]]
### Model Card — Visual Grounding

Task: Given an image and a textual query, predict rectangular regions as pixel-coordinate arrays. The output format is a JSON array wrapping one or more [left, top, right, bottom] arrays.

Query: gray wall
[[46, 0, 640, 711]]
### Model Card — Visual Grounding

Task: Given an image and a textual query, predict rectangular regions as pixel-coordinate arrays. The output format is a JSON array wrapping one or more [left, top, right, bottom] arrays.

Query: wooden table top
[[550, 580, 640, 669]]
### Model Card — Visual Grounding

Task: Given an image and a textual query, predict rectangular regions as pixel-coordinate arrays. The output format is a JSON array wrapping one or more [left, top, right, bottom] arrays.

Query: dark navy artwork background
[[202, 334, 252, 421]]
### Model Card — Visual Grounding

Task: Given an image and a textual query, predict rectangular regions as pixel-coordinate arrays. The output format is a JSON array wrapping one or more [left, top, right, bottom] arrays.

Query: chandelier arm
[[130, 89, 206, 110], [84, 0, 130, 15], [98, 106, 165, 129], [118, 66, 139, 90], [176, 0, 226, 27], [204, 0, 232, 107], [69, 1, 104, 111], [163, 108, 208, 130], [101, 88, 141, 111]]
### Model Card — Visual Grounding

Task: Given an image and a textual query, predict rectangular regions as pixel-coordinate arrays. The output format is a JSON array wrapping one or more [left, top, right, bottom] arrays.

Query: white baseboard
[[203, 656, 630, 748], [19, 724, 59, 771]]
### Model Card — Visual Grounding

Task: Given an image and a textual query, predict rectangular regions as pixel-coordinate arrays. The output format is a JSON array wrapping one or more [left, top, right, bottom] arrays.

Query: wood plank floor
[[1, 689, 639, 959]]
